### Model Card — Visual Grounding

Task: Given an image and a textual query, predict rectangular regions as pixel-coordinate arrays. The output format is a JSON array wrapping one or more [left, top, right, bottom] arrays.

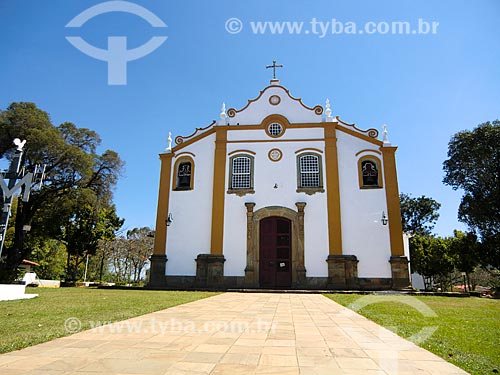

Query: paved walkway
[[0, 293, 467, 374]]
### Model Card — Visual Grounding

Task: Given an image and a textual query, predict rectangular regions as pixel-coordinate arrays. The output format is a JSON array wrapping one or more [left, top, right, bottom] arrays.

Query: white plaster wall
[[336, 131, 392, 278], [165, 134, 215, 276], [229, 85, 322, 125], [223, 137, 329, 277], [226, 128, 325, 142]]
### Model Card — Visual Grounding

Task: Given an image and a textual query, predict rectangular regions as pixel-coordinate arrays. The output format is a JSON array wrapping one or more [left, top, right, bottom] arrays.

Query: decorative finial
[[165, 132, 172, 152], [382, 124, 391, 146], [325, 99, 333, 122], [219, 102, 227, 125], [13, 138, 26, 152]]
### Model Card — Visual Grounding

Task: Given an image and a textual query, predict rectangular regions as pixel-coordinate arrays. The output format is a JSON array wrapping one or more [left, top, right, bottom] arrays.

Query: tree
[[448, 230, 480, 291], [410, 235, 454, 290], [29, 239, 67, 280], [125, 227, 154, 283], [0, 102, 124, 281], [443, 120, 500, 270], [100, 227, 153, 284], [400, 193, 441, 235], [63, 204, 123, 281]]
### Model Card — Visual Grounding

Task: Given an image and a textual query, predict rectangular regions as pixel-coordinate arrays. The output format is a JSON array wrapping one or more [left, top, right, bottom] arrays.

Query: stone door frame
[[244, 203, 306, 288]]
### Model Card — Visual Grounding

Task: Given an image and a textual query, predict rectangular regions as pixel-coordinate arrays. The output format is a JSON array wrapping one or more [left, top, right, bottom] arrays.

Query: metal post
[[83, 254, 89, 283], [0, 146, 24, 258]]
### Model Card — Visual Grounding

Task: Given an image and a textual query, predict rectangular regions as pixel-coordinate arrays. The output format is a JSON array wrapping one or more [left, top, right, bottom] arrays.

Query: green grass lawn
[[0, 287, 218, 354], [326, 294, 500, 375]]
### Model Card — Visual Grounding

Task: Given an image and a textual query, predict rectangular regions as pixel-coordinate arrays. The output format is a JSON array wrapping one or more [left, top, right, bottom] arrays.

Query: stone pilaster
[[148, 254, 167, 287], [244, 203, 258, 287], [326, 255, 359, 289], [195, 254, 226, 288], [295, 202, 307, 285], [389, 256, 410, 289]]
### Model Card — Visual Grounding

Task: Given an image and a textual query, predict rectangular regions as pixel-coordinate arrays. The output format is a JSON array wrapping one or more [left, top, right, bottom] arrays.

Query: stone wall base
[[195, 254, 226, 288], [326, 255, 359, 289], [149, 254, 409, 291], [389, 256, 411, 289], [155, 276, 395, 291], [148, 254, 168, 288]]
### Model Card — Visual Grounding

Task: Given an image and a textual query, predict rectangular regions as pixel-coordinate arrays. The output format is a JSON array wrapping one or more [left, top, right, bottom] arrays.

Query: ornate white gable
[[226, 81, 323, 125]]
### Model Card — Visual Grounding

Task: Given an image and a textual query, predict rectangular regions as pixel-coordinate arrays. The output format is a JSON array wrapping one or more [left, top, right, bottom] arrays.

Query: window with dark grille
[[231, 156, 251, 189], [176, 162, 192, 189], [268, 122, 283, 137], [299, 154, 320, 187], [361, 160, 378, 186]]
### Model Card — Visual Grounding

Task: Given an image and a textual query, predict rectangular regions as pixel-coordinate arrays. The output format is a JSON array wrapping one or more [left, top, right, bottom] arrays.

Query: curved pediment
[[226, 82, 323, 125]]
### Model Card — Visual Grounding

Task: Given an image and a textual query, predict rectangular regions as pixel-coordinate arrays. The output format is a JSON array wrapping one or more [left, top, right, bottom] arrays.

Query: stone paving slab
[[0, 293, 468, 374]]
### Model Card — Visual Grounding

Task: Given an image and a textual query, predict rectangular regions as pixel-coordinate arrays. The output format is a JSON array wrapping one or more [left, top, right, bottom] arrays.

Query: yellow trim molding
[[380, 146, 405, 256], [358, 155, 383, 189], [268, 148, 283, 162], [173, 128, 216, 153], [228, 149, 256, 156], [227, 138, 324, 144], [269, 95, 281, 106], [324, 124, 343, 255], [261, 114, 290, 138], [336, 126, 383, 146], [295, 147, 323, 154], [173, 120, 382, 154], [355, 149, 382, 157], [153, 153, 174, 256], [175, 151, 196, 158], [210, 127, 228, 255], [172, 155, 195, 190]]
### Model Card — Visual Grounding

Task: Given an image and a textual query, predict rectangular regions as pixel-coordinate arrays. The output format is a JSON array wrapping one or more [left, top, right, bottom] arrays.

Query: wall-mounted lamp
[[166, 213, 173, 226], [381, 211, 388, 226], [273, 183, 278, 189]]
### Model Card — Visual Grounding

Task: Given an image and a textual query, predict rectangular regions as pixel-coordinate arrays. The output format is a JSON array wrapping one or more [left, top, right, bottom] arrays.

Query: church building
[[150, 72, 410, 290]]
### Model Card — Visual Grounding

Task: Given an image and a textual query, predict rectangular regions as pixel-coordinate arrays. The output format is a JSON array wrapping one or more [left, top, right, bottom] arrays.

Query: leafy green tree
[[63, 204, 123, 281], [410, 235, 454, 290], [448, 230, 480, 291], [29, 239, 67, 280], [0, 102, 123, 281], [400, 193, 441, 235], [443, 120, 500, 270]]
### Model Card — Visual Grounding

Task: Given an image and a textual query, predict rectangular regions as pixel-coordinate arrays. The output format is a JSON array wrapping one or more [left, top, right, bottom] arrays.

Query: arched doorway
[[244, 203, 306, 288], [259, 217, 292, 288]]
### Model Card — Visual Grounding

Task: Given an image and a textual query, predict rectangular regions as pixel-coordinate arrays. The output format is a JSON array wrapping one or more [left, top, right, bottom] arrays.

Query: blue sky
[[1, 0, 499, 236]]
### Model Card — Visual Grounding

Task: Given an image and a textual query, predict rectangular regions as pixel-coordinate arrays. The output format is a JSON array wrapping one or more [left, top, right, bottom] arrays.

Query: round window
[[268, 122, 283, 137]]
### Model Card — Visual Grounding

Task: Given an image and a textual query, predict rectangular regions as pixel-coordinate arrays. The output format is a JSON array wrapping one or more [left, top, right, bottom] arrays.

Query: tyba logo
[[65, 1, 167, 85]]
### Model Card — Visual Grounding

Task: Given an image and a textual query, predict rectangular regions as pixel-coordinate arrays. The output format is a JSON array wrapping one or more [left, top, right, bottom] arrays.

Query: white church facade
[[150, 78, 410, 290]]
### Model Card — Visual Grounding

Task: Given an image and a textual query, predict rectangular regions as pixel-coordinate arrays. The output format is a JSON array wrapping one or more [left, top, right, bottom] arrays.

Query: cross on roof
[[266, 60, 283, 80]]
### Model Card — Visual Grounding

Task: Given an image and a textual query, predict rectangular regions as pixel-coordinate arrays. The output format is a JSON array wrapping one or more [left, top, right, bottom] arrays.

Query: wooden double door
[[259, 217, 292, 288]]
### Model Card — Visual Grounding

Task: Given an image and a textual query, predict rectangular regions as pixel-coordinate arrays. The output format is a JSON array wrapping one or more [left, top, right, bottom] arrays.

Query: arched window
[[358, 156, 382, 189], [177, 162, 192, 189], [228, 154, 255, 195], [296, 152, 324, 194], [173, 156, 195, 191]]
